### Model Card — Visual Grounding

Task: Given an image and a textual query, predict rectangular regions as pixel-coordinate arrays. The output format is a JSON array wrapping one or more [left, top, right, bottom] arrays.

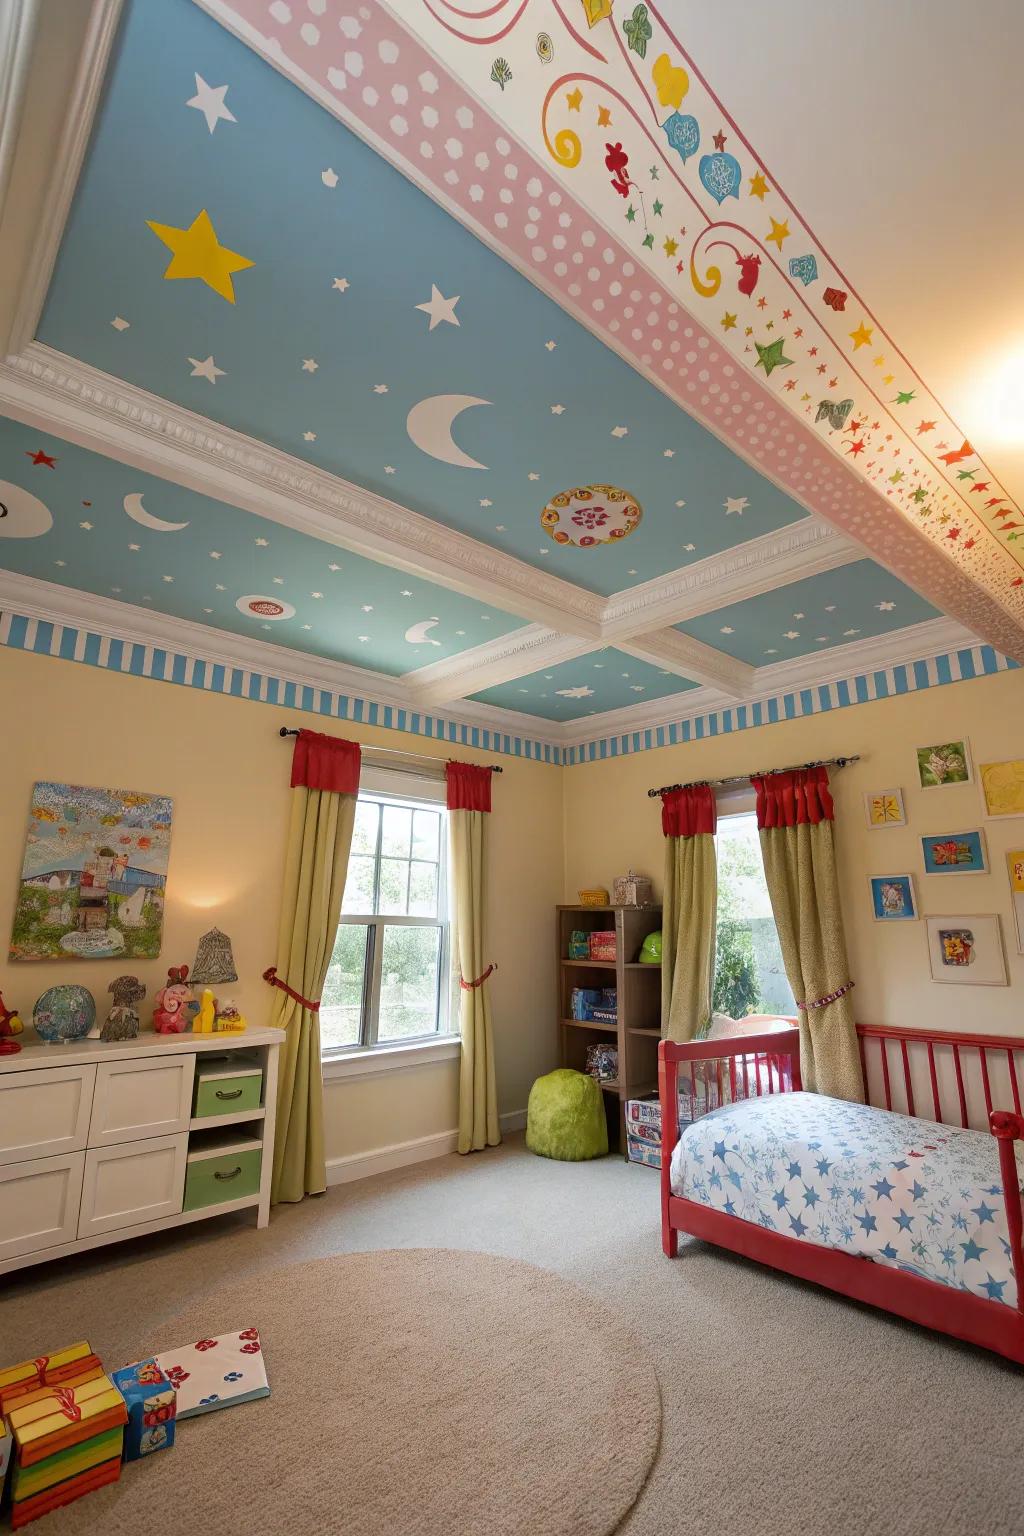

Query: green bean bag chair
[[526, 1069, 609, 1161]]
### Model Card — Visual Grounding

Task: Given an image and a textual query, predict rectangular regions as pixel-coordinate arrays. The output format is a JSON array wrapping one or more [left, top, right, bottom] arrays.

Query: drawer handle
[[214, 1166, 242, 1181], [215, 1088, 244, 1101]]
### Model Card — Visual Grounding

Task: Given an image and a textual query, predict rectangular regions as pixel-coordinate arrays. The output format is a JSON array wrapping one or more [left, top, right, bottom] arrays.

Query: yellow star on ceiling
[[597, 105, 611, 126], [883, 373, 895, 384], [663, 236, 678, 257], [766, 217, 790, 249], [849, 321, 874, 349], [872, 355, 886, 367], [146, 208, 254, 303], [566, 87, 583, 112], [748, 172, 769, 200], [721, 311, 737, 331]]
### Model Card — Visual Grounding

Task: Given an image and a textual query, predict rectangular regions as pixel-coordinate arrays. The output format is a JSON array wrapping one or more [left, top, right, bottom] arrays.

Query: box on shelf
[[588, 930, 617, 962], [111, 1359, 176, 1460], [570, 987, 617, 1022], [568, 930, 591, 960], [626, 1133, 662, 1169], [7, 1372, 127, 1529], [613, 871, 654, 907]]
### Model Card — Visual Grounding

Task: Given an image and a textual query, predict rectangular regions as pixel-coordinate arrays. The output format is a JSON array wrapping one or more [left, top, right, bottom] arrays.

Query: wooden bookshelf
[[556, 903, 663, 1154]]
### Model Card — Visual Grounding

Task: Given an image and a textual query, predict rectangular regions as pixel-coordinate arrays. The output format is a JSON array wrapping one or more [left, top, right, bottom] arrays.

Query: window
[[320, 788, 452, 1055], [713, 805, 795, 1019]]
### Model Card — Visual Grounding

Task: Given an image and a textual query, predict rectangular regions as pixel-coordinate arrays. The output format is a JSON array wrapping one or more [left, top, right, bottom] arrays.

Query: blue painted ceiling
[[470, 649, 697, 722]]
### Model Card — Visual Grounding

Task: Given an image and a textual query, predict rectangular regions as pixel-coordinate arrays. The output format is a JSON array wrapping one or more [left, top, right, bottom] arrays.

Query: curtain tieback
[[796, 979, 855, 1011], [262, 966, 321, 1011], [460, 963, 496, 992]]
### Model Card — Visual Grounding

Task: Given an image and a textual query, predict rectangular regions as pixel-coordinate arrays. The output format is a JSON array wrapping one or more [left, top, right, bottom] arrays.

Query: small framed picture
[[864, 789, 906, 829], [979, 759, 1024, 819], [916, 740, 972, 789], [925, 914, 1007, 985], [869, 874, 918, 921], [1007, 849, 1024, 955], [920, 829, 988, 875]]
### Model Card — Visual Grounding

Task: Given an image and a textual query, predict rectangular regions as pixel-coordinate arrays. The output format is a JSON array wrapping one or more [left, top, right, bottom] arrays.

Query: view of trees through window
[[713, 811, 795, 1019]]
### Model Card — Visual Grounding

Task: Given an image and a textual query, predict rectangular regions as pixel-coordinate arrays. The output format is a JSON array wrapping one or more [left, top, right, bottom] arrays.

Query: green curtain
[[447, 763, 500, 1154], [661, 785, 718, 1043], [269, 731, 359, 1203]]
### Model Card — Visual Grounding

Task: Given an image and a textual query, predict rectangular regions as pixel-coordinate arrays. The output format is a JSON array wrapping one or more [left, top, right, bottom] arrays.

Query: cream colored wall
[[563, 667, 1024, 1037], [0, 648, 564, 1163]]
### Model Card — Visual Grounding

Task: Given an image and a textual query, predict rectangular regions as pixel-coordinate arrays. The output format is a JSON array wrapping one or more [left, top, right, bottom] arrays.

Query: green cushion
[[526, 1069, 609, 1161]]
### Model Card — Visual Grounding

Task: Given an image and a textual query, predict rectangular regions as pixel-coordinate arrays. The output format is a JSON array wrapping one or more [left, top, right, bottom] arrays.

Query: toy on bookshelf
[[100, 976, 146, 1042], [152, 966, 199, 1034], [0, 991, 24, 1054]]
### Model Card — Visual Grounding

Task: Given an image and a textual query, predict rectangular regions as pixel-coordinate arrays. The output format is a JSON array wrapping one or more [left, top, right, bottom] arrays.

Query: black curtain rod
[[278, 726, 503, 771], [647, 754, 860, 798]]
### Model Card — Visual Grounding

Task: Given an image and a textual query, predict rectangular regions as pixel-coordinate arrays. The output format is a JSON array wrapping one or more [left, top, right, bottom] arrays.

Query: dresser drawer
[[90, 1055, 195, 1146], [183, 1142, 262, 1212], [79, 1134, 187, 1237], [192, 1063, 262, 1120], [0, 1066, 96, 1165], [0, 1152, 86, 1262]]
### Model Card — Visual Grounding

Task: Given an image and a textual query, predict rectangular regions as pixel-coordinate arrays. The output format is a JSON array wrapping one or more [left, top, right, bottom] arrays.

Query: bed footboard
[[990, 1110, 1024, 1316]]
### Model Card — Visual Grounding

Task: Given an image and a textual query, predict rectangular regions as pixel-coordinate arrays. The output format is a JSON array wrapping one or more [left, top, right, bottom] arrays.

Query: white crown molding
[[0, 343, 606, 639], [0, 0, 40, 226], [617, 628, 756, 695], [600, 522, 859, 640], [402, 624, 593, 706]]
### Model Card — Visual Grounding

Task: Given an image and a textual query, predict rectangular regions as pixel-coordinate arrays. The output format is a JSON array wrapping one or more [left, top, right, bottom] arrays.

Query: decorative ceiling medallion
[[236, 595, 295, 620], [541, 484, 642, 548]]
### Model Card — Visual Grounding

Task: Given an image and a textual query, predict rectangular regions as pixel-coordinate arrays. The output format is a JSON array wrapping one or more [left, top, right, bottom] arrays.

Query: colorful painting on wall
[[925, 915, 1007, 986], [869, 874, 917, 922], [915, 740, 972, 789], [864, 789, 906, 829], [9, 783, 172, 962], [979, 759, 1024, 819], [920, 830, 988, 876]]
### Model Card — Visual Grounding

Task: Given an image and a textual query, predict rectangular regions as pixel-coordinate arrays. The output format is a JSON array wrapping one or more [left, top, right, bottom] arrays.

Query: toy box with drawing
[[111, 1360, 177, 1460]]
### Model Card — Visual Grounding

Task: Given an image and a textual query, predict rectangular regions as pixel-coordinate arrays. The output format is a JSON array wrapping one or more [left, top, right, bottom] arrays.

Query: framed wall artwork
[[925, 915, 1007, 986], [920, 829, 988, 875], [869, 874, 918, 921], [9, 782, 173, 962], [978, 759, 1024, 819], [1007, 849, 1024, 955], [864, 789, 906, 829], [915, 740, 972, 789]]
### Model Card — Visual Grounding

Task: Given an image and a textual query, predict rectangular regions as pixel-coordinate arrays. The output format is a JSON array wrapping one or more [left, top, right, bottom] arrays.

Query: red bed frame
[[659, 1023, 1024, 1367]]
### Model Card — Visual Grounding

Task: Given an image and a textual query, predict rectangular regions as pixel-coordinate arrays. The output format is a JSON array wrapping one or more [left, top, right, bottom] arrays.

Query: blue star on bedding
[[669, 1092, 1024, 1308]]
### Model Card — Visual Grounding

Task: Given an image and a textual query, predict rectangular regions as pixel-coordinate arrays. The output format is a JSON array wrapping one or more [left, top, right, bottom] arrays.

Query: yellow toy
[[192, 988, 218, 1034], [214, 1002, 247, 1034]]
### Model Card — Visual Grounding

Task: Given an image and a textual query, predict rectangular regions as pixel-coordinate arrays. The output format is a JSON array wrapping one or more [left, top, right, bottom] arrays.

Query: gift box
[[111, 1359, 176, 1460], [11, 1457, 122, 1530], [0, 1344, 103, 1416], [153, 1328, 269, 1419], [8, 1374, 127, 1470]]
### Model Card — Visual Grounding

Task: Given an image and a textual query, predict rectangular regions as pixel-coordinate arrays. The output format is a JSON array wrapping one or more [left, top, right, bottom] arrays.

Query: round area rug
[[53, 1249, 661, 1536]]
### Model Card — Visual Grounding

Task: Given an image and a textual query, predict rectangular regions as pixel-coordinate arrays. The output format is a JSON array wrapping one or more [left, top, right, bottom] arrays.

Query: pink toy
[[152, 965, 199, 1034]]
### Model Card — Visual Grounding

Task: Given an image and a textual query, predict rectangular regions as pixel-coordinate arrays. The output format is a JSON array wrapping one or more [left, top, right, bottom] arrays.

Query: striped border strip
[[563, 643, 1019, 765], [0, 610, 566, 766]]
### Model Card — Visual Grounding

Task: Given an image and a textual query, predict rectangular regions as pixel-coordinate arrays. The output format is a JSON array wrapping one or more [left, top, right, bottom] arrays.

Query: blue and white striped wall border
[[0, 610, 566, 766], [562, 642, 1020, 766]]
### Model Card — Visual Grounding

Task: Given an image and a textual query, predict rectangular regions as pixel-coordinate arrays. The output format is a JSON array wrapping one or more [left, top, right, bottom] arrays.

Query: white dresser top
[[0, 1027, 283, 1074]]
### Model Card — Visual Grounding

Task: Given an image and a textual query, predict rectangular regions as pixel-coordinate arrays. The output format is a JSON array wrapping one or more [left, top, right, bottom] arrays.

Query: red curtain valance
[[661, 783, 716, 838], [290, 730, 361, 793], [753, 765, 834, 828], [446, 761, 493, 813]]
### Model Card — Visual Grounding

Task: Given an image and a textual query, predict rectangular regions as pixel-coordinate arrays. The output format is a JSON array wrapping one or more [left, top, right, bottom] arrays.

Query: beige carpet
[[10, 1248, 660, 1536], [5, 1137, 1023, 1536]]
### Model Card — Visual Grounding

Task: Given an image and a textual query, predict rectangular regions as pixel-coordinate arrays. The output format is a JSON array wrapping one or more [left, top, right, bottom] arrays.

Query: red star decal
[[916, 420, 936, 434], [962, 537, 976, 550], [712, 129, 727, 150], [828, 377, 838, 388], [846, 419, 863, 433], [756, 296, 767, 309], [793, 327, 803, 338], [969, 481, 990, 493], [1012, 576, 1023, 587], [946, 527, 961, 540], [816, 363, 827, 374], [782, 308, 792, 320], [985, 498, 1006, 508], [808, 346, 818, 357], [676, 260, 684, 273], [784, 379, 796, 391], [26, 449, 57, 467], [846, 439, 866, 456]]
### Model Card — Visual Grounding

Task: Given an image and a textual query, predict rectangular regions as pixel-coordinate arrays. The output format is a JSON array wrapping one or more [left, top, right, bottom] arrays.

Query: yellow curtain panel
[[660, 784, 718, 1043], [446, 762, 500, 1155]]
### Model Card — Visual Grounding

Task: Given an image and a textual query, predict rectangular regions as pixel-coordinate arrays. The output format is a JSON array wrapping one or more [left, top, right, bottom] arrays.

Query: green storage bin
[[192, 1060, 263, 1119], [184, 1143, 262, 1212]]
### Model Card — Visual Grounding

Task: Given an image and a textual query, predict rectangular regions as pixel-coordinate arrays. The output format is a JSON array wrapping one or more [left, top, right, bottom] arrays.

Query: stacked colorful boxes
[[111, 1359, 177, 1460], [625, 1074, 723, 1168], [588, 929, 617, 961]]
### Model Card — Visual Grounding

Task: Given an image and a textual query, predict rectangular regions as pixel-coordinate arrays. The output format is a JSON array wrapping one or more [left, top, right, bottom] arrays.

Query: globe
[[33, 984, 96, 1044]]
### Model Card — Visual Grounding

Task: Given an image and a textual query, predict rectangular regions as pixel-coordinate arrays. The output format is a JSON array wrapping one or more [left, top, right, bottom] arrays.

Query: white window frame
[[712, 788, 796, 1019], [322, 767, 459, 1079]]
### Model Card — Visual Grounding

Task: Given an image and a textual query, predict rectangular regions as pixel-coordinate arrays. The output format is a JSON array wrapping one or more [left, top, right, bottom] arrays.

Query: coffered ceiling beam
[[402, 626, 594, 707], [618, 629, 756, 696]]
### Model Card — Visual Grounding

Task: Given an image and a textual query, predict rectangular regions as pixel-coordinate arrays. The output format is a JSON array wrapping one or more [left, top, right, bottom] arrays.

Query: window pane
[[378, 857, 409, 916], [408, 861, 438, 917], [321, 924, 368, 1049], [342, 854, 375, 915], [351, 800, 379, 857], [412, 809, 440, 861], [381, 804, 412, 859], [714, 812, 796, 1018], [378, 925, 442, 1041]]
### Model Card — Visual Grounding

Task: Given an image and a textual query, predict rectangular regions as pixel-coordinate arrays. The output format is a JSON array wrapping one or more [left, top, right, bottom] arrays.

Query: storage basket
[[613, 871, 654, 906], [577, 888, 609, 907]]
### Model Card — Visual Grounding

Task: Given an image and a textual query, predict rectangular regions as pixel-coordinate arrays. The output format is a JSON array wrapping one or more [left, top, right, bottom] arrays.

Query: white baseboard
[[325, 1109, 527, 1187]]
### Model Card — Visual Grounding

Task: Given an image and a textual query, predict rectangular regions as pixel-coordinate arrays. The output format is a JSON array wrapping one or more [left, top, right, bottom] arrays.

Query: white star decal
[[843, 628, 861, 636], [189, 355, 225, 384], [630, 685, 646, 692], [111, 316, 130, 332], [555, 685, 594, 699], [162, 574, 174, 583], [724, 496, 749, 515], [528, 472, 539, 481], [783, 630, 800, 640], [683, 543, 695, 551], [384, 465, 396, 474], [215, 584, 226, 592], [495, 525, 506, 532], [544, 340, 557, 351], [54, 559, 66, 566], [332, 277, 350, 293], [675, 499, 686, 508], [373, 384, 389, 394], [877, 601, 896, 611], [663, 449, 675, 458], [793, 612, 805, 620], [415, 284, 460, 330], [303, 431, 317, 441], [209, 551, 221, 559], [311, 592, 323, 599], [186, 74, 236, 134], [79, 521, 93, 530], [272, 577, 284, 586], [302, 358, 318, 373], [815, 636, 829, 643], [400, 589, 412, 596], [764, 647, 779, 655], [128, 543, 140, 551], [321, 167, 339, 189], [824, 604, 837, 613], [720, 626, 735, 634], [255, 537, 269, 547], [361, 604, 373, 612], [302, 624, 311, 631], [479, 498, 492, 507], [329, 563, 341, 572], [358, 635, 370, 642], [550, 403, 565, 415], [611, 425, 628, 438]]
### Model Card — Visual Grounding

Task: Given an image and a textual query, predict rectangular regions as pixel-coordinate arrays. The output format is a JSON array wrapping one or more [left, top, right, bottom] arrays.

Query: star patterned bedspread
[[669, 1092, 1023, 1308]]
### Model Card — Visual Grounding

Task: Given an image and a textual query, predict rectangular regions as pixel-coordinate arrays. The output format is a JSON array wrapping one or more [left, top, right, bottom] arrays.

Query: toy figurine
[[0, 991, 24, 1054], [214, 1001, 247, 1033], [152, 965, 199, 1034], [101, 975, 146, 1042], [192, 988, 218, 1034]]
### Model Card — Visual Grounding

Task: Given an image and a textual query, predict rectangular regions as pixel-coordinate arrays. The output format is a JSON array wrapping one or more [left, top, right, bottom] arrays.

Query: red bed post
[[658, 1041, 680, 1258], [990, 1110, 1024, 1314]]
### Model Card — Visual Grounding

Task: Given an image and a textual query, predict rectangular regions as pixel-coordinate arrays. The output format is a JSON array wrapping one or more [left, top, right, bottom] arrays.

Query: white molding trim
[[403, 625, 593, 705], [3, 0, 123, 356], [325, 1129, 459, 1186], [618, 628, 756, 695], [0, 0, 40, 226], [322, 1036, 460, 1082], [0, 343, 606, 638]]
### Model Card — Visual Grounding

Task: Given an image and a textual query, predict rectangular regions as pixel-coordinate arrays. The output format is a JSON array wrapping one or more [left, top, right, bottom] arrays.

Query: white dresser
[[0, 1028, 282, 1276]]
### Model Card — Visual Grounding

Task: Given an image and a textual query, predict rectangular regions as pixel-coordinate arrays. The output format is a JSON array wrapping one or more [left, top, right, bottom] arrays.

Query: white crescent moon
[[0, 481, 53, 538], [406, 395, 490, 470], [405, 617, 442, 646], [123, 492, 189, 532]]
